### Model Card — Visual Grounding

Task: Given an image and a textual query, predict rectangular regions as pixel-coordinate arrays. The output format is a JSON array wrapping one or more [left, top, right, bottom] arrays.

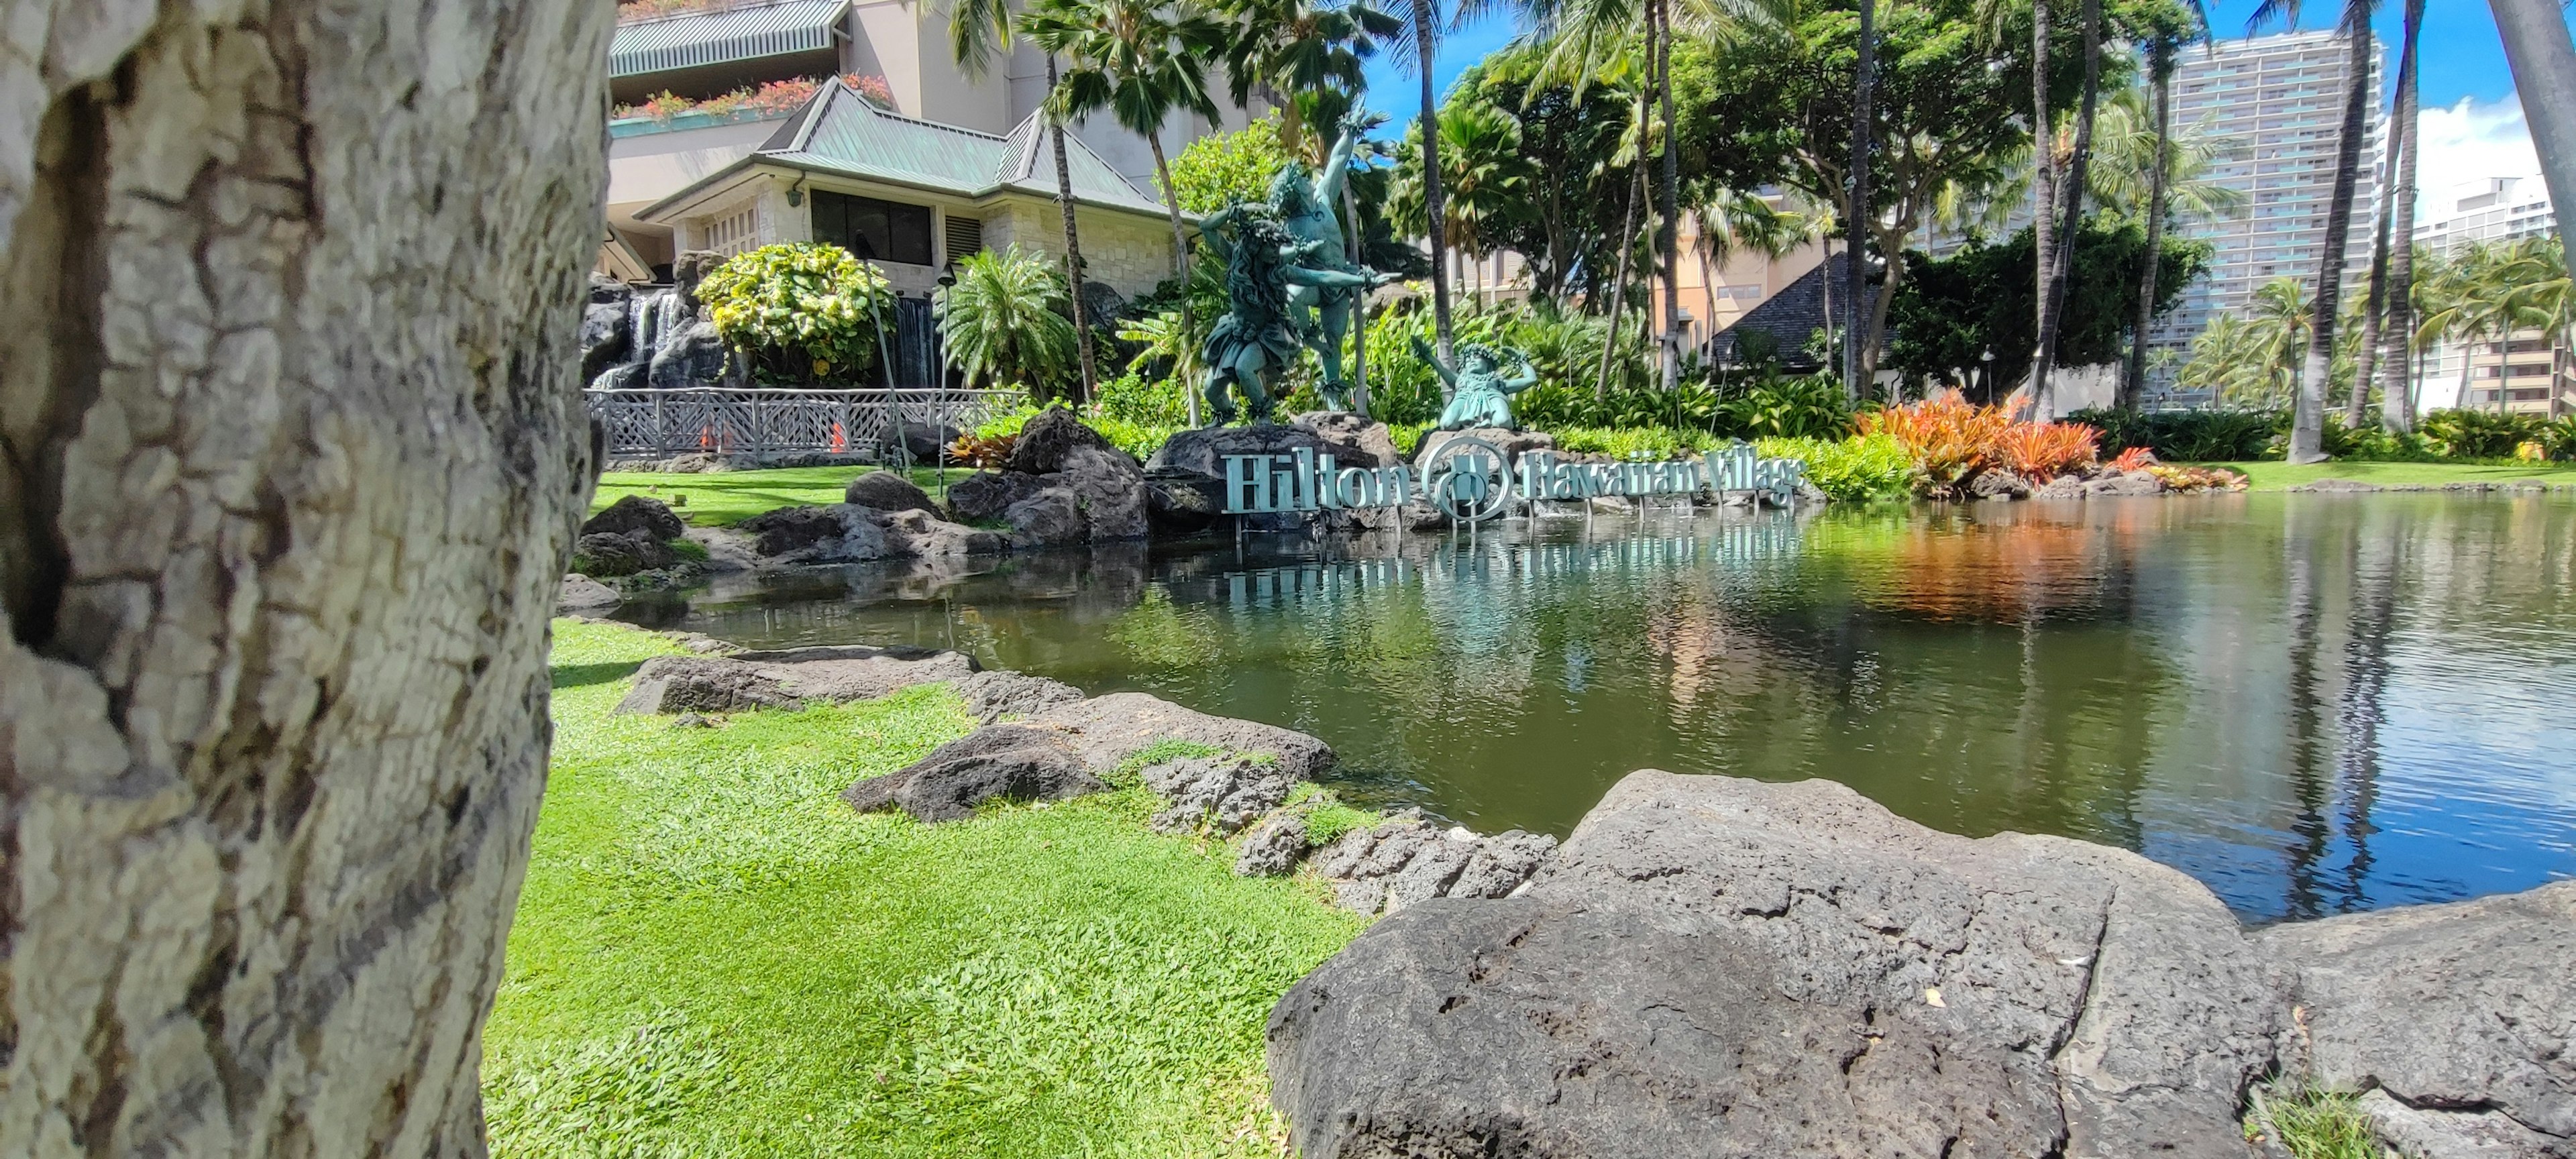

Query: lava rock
[[1006, 406, 1120, 475], [613, 647, 976, 715], [841, 724, 1103, 822], [1004, 488, 1085, 551], [1444, 830, 1559, 899], [1142, 468, 1224, 533], [580, 300, 631, 383], [1306, 825, 1381, 880], [647, 319, 732, 390], [573, 529, 676, 577], [1293, 411, 1403, 467], [2260, 880, 2576, 1153], [682, 526, 757, 573], [946, 470, 1046, 523], [1970, 468, 2033, 500], [582, 494, 686, 541], [878, 419, 963, 463], [2031, 474, 2091, 500], [1057, 445, 1149, 539], [557, 573, 623, 614], [1028, 692, 1336, 780], [957, 670, 1085, 723], [1236, 811, 1311, 877], [844, 470, 936, 513], [1141, 754, 1295, 835], [879, 508, 1005, 557], [2087, 470, 2166, 497], [735, 504, 890, 564], [671, 249, 722, 311], [2290, 478, 2387, 494], [1267, 771, 2290, 1159], [1382, 836, 1476, 912]]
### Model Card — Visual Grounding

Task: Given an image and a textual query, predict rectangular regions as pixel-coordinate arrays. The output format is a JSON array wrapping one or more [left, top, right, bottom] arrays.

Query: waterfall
[[590, 286, 682, 390]]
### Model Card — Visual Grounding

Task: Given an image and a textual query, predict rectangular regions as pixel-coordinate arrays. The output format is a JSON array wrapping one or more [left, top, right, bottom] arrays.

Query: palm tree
[[2035, 0, 2107, 417], [2253, 0, 2379, 461], [945, 0, 1101, 400], [1023, 0, 1229, 410], [1694, 189, 1815, 357], [1395, 103, 1534, 310], [2487, 0, 2576, 290], [1387, 0, 1460, 360], [1845, 0, 1878, 401], [2376, 0, 2426, 432], [2119, 6, 2210, 409], [937, 247, 1081, 397], [1222, 0, 1400, 157]]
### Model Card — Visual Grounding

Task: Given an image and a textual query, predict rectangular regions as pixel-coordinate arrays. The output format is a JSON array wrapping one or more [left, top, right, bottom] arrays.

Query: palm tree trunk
[[2350, 187, 2394, 427], [1149, 133, 1199, 426], [2028, 0, 2057, 408], [1046, 55, 1097, 404], [2379, 0, 2426, 433], [2038, 0, 2102, 419], [1597, 137, 1644, 400], [1413, 0, 1456, 362], [2287, 21, 2375, 463], [1343, 178, 1371, 415], [2123, 42, 2174, 410], [2489, 0, 2576, 288], [1654, 0, 1682, 392], [1846, 0, 1878, 402]]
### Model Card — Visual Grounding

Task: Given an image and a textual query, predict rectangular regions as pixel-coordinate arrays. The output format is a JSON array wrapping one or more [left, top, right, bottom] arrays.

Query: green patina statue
[[1271, 116, 1369, 411], [1197, 202, 1379, 426], [1414, 337, 1539, 431]]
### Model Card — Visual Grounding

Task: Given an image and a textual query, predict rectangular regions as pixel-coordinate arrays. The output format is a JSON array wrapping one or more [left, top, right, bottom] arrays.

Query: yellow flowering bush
[[698, 243, 893, 383]]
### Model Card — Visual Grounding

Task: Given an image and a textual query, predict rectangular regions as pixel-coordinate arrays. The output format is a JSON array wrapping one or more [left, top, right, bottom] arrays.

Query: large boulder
[[1139, 753, 1295, 834], [556, 573, 623, 614], [613, 645, 977, 714], [1267, 771, 2289, 1159], [844, 470, 936, 513], [841, 724, 1103, 822], [1028, 692, 1335, 780], [735, 504, 891, 565], [1057, 445, 1148, 540], [945, 470, 1046, 524], [580, 294, 631, 384], [582, 494, 685, 541], [1301, 816, 1555, 916], [1006, 406, 1120, 475], [1142, 467, 1224, 533], [1004, 488, 1085, 551], [877, 419, 964, 464], [2086, 470, 2165, 497], [572, 529, 677, 577], [878, 507, 1006, 557], [2259, 881, 2576, 1156], [1148, 425, 1401, 535], [957, 669, 1085, 723], [647, 319, 732, 390], [1293, 411, 1403, 467]]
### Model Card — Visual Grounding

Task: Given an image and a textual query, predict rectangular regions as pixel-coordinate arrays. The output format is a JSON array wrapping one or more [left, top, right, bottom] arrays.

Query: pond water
[[614, 494, 2576, 922]]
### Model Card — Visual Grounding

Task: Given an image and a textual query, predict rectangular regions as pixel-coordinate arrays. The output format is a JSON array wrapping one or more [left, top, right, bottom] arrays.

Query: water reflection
[[616, 494, 2576, 922]]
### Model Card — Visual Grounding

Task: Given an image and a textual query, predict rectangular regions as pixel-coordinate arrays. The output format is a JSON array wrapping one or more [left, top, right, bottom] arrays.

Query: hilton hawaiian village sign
[[1221, 440, 1809, 522]]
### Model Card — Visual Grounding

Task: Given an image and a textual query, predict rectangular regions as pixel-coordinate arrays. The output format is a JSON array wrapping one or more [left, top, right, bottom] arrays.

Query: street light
[[1978, 347, 1996, 404]]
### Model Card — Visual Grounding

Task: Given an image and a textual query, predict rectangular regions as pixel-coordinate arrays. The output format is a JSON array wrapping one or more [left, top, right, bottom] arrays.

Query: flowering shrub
[[697, 243, 892, 383], [614, 74, 891, 123]]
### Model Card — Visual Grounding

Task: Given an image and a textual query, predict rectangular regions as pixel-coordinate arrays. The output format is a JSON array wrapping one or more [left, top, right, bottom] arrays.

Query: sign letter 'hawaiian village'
[[1220, 442, 1809, 519]]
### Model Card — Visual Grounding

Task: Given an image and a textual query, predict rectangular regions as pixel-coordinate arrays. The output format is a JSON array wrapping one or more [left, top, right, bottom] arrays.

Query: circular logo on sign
[[1419, 437, 1515, 522]]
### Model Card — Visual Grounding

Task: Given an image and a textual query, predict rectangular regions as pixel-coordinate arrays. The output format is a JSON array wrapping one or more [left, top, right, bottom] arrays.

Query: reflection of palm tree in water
[[2281, 511, 2398, 920], [2282, 534, 2332, 922], [2332, 527, 2398, 912]]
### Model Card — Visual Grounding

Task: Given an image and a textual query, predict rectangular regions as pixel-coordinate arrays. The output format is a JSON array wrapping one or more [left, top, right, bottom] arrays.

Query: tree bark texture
[[0, 1, 608, 1154], [2122, 44, 2174, 410], [1412, 0, 1455, 363], [2026, 0, 2056, 410], [2489, 0, 2576, 290], [2037, 0, 2101, 420], [2379, 0, 2424, 433], [1653, 0, 1681, 392], [1845, 0, 1876, 402], [2349, 180, 2394, 427], [2288, 22, 2374, 463], [1045, 56, 1097, 404]]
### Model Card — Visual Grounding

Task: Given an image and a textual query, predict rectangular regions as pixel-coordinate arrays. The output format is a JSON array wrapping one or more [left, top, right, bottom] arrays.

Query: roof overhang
[[609, 0, 851, 80], [636, 156, 1194, 226]]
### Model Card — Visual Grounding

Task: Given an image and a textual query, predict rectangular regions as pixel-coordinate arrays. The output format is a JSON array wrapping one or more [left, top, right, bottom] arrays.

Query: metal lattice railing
[[584, 388, 1024, 462]]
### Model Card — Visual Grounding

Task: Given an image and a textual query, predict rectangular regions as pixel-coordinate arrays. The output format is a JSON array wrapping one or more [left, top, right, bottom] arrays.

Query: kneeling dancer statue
[[1415, 337, 1539, 431], [1198, 201, 1379, 426]]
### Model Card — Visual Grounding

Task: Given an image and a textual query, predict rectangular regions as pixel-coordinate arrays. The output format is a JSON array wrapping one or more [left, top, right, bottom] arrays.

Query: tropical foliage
[[935, 247, 1080, 398], [698, 243, 893, 384]]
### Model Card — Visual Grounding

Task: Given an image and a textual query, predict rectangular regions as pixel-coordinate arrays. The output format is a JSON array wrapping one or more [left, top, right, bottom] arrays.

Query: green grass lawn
[[2206, 459, 2576, 492], [486, 621, 1366, 1157], [592, 466, 969, 527]]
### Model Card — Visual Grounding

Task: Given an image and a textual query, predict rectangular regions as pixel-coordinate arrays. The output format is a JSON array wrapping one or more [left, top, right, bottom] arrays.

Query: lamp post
[[1978, 347, 1996, 405]]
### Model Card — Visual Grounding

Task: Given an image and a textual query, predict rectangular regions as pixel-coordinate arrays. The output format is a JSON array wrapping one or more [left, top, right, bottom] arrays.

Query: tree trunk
[[1597, 146, 1644, 400], [2288, 22, 2375, 463], [1046, 56, 1098, 404], [2380, 0, 2425, 433], [1413, 0, 1456, 362], [1846, 0, 1878, 402], [1654, 0, 1683, 392], [2028, 0, 2057, 409], [1150, 133, 1197, 426], [2038, 0, 2102, 419], [2350, 183, 2394, 427], [2489, 0, 2576, 290], [0, 1, 608, 1153], [1343, 178, 1371, 415], [2123, 43, 2175, 410]]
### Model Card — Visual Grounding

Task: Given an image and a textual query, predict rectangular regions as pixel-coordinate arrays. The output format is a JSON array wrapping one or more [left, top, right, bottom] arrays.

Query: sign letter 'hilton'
[[1219, 440, 1807, 523]]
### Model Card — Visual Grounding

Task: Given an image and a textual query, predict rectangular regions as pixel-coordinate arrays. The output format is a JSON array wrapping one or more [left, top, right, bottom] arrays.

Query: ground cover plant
[[590, 466, 953, 527], [486, 622, 1365, 1157], [2210, 459, 2576, 492]]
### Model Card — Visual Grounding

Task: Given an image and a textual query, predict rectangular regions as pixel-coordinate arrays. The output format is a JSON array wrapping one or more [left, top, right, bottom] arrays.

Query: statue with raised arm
[[1270, 111, 1375, 411], [1414, 336, 1539, 431], [1198, 201, 1381, 425]]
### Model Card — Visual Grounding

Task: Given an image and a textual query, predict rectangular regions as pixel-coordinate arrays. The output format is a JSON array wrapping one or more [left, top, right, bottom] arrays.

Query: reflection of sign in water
[[1218, 441, 1808, 520]]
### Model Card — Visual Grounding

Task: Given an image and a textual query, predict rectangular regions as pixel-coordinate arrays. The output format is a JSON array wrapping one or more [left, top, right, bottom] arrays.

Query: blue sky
[[1358, 1, 2573, 193]]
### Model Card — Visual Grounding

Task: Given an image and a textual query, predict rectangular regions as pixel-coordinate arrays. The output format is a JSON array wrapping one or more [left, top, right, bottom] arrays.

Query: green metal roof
[[645, 80, 1173, 219], [610, 0, 848, 79]]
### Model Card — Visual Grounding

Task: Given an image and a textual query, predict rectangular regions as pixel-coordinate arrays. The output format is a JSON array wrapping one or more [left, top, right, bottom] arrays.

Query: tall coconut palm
[[2376, 0, 2426, 431], [1386, 0, 1461, 360], [2119, 6, 2210, 409], [2035, 0, 2106, 417], [2254, 0, 2379, 461], [1845, 0, 1878, 401], [1222, 0, 1401, 158], [945, 0, 1101, 400], [1024, 0, 1229, 412], [2488, 0, 2576, 290], [1393, 101, 1534, 307]]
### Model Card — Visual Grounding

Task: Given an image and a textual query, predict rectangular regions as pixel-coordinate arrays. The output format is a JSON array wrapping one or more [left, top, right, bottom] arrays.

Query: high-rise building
[[2412, 176, 2569, 415], [2149, 30, 2383, 396]]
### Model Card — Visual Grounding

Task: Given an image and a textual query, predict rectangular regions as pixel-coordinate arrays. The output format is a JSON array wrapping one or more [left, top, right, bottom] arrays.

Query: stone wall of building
[[979, 200, 1178, 300]]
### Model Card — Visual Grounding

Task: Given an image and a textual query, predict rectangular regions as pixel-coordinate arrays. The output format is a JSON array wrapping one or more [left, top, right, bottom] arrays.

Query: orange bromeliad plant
[[1860, 390, 2102, 489]]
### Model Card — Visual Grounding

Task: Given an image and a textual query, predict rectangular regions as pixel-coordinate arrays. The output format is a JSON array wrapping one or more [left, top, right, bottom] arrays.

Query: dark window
[[811, 190, 934, 266]]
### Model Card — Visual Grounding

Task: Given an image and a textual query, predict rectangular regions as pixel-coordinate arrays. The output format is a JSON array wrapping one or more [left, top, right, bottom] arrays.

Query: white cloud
[[2411, 94, 2540, 216]]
